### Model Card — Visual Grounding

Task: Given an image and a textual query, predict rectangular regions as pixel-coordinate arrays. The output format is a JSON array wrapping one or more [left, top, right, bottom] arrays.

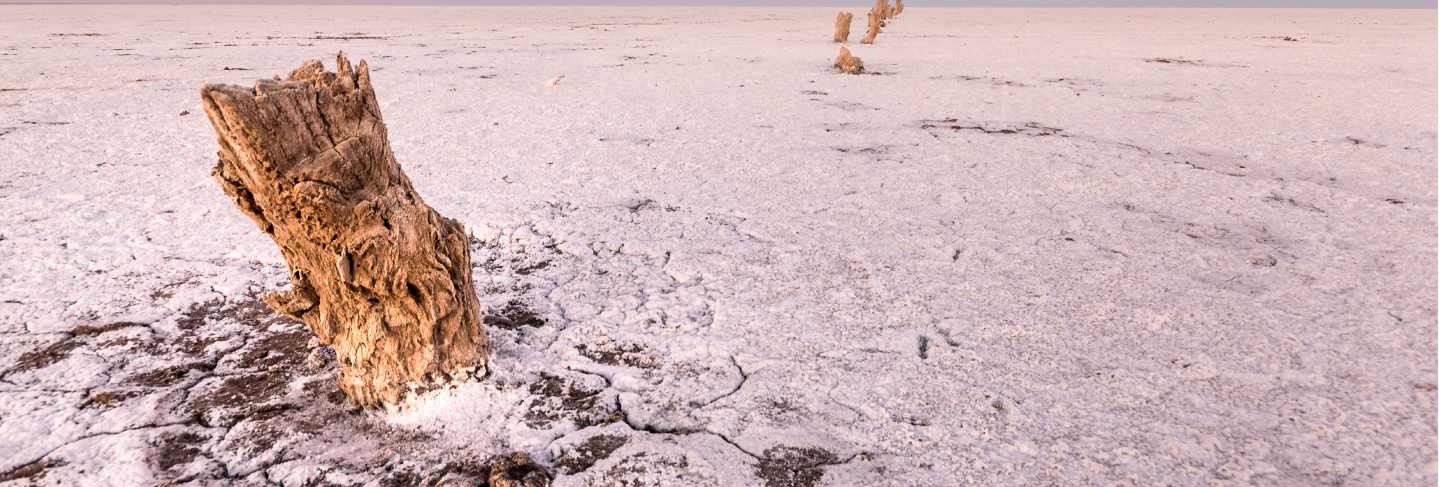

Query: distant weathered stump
[[861, 9, 882, 44], [834, 46, 865, 74], [488, 452, 551, 487], [833, 11, 854, 43], [200, 53, 490, 408]]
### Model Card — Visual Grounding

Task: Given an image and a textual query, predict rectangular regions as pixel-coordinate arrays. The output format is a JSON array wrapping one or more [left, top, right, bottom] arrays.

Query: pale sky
[[0, 0, 1434, 6]]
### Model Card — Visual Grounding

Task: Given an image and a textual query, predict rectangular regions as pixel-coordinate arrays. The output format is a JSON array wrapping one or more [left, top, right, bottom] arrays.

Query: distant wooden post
[[200, 53, 490, 408], [862, 9, 882, 44], [834, 11, 854, 43]]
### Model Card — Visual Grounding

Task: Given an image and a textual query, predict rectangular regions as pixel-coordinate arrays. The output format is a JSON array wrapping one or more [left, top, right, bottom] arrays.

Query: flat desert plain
[[0, 5, 1435, 486]]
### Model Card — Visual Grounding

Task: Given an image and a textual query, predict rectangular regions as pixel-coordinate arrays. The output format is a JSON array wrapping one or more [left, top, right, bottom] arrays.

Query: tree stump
[[833, 11, 854, 43], [861, 9, 882, 44], [200, 53, 490, 408], [834, 46, 865, 74]]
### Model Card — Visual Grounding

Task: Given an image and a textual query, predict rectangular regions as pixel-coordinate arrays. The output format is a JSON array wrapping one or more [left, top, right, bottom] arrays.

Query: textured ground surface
[[0, 6, 1436, 486]]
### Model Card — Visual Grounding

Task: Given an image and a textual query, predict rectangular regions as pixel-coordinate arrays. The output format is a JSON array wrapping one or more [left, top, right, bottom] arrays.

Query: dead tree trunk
[[833, 11, 854, 43], [200, 53, 490, 408]]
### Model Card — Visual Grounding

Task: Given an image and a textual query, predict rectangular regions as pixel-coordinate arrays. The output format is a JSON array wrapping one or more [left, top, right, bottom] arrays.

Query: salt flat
[[0, 5, 1435, 486]]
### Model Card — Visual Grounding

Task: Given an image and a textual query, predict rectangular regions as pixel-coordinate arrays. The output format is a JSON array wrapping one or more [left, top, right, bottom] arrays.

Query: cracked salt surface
[[1, 5, 1436, 486]]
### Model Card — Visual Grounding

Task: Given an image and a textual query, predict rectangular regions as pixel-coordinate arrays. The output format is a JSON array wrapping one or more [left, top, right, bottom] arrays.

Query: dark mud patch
[[0, 458, 64, 483], [178, 295, 298, 331], [1340, 136, 1387, 148], [524, 373, 620, 429], [303, 377, 350, 406], [1249, 255, 1279, 268], [819, 100, 880, 112], [920, 119, 1065, 137], [513, 260, 552, 275], [176, 300, 223, 330], [755, 447, 841, 487], [603, 451, 690, 484], [484, 301, 547, 330], [1261, 192, 1325, 214], [172, 333, 225, 357], [1144, 57, 1203, 65], [125, 362, 212, 388], [6, 339, 83, 375], [71, 321, 149, 336], [928, 74, 1027, 87], [151, 431, 207, 471], [80, 389, 144, 409], [758, 396, 807, 424], [238, 327, 313, 369], [376, 468, 422, 487], [555, 434, 629, 474], [623, 197, 679, 214], [188, 371, 294, 427], [833, 144, 897, 155], [576, 342, 658, 369], [309, 34, 392, 40]]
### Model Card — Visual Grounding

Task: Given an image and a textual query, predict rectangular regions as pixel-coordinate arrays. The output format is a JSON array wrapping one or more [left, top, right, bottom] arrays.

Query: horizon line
[[0, 2, 1434, 7]]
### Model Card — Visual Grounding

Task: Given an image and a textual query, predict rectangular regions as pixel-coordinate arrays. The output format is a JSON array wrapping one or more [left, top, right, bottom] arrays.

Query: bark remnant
[[200, 53, 490, 408]]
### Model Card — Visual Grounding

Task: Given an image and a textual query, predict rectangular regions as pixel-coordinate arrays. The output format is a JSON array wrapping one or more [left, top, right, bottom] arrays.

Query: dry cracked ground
[[1, 5, 1436, 487]]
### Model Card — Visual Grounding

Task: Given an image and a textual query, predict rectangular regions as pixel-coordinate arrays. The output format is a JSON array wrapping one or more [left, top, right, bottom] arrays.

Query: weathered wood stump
[[834, 46, 865, 74], [488, 452, 551, 487], [861, 9, 882, 44], [200, 53, 490, 408], [833, 11, 854, 43]]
